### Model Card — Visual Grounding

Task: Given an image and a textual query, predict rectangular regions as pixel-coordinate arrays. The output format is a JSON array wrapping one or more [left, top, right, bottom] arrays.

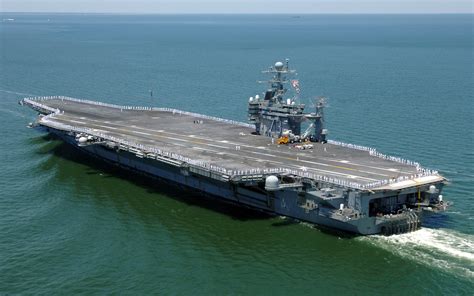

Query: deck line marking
[[207, 144, 229, 149], [132, 131, 152, 136], [68, 119, 86, 124]]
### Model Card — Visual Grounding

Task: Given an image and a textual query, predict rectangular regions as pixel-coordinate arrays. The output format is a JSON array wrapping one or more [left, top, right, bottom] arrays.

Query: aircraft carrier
[[20, 60, 448, 235]]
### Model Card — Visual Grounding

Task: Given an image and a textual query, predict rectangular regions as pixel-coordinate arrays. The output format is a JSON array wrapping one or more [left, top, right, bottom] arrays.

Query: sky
[[0, 0, 472, 14]]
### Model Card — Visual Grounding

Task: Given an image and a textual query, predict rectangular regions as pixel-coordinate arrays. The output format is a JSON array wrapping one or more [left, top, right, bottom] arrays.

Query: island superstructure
[[20, 60, 448, 235]]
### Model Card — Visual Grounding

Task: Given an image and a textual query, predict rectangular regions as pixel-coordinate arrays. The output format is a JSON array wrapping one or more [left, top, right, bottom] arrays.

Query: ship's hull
[[41, 126, 423, 235]]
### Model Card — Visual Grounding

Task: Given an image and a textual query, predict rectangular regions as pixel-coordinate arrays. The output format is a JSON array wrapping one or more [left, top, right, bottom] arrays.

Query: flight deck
[[25, 97, 430, 189]]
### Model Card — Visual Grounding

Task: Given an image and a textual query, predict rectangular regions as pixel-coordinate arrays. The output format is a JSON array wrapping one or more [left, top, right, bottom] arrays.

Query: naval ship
[[21, 60, 448, 235]]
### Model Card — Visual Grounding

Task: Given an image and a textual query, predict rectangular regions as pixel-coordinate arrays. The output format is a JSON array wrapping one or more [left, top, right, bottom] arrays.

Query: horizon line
[[1, 11, 473, 15]]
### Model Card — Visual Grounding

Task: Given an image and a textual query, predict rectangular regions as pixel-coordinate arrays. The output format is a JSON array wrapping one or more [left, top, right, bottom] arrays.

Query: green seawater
[[0, 14, 473, 294]]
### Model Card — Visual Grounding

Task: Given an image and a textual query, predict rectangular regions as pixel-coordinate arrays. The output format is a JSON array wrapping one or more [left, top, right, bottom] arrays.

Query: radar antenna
[[258, 59, 297, 105]]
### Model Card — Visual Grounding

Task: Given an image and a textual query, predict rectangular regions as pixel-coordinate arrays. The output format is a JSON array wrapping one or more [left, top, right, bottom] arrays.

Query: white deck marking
[[303, 166, 378, 181], [207, 144, 229, 149], [245, 149, 387, 178], [132, 131, 152, 136], [296, 158, 391, 177], [166, 136, 188, 142], [69, 119, 86, 124]]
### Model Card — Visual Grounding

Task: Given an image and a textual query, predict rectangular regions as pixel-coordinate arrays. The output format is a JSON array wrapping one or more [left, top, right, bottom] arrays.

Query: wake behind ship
[[21, 60, 448, 235]]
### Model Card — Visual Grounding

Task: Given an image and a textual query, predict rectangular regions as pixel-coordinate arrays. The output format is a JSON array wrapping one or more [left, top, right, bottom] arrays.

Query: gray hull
[[47, 127, 413, 235]]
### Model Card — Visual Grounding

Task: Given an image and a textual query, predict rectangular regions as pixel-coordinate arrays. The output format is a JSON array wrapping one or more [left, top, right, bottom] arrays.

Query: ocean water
[[0, 14, 472, 294]]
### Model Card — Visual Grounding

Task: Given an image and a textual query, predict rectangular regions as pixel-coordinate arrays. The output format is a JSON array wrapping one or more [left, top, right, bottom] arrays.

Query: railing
[[22, 96, 441, 190]]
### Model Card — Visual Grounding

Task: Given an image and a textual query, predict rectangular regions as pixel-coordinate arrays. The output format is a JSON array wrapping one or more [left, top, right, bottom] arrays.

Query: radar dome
[[274, 61, 284, 70], [265, 175, 280, 191]]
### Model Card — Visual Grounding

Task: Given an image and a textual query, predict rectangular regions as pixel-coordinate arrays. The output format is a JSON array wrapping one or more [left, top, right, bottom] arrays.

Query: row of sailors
[[329, 139, 421, 168]]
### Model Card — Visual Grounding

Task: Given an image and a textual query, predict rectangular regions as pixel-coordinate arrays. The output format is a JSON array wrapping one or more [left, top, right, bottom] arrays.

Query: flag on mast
[[291, 79, 300, 94]]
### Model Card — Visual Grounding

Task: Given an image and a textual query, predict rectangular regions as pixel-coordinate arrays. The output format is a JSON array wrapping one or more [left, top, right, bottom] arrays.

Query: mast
[[258, 58, 297, 106]]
